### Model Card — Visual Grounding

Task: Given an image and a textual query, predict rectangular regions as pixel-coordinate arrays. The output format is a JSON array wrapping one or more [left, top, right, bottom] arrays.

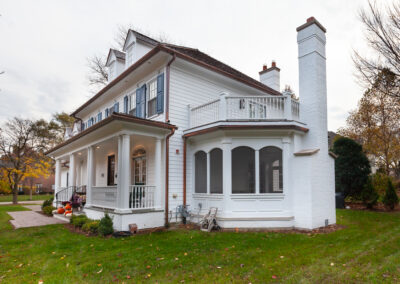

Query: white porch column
[[155, 137, 162, 209], [255, 149, 260, 194], [69, 153, 76, 188], [222, 139, 232, 212], [86, 146, 95, 207], [54, 159, 61, 206], [282, 137, 291, 211], [206, 151, 211, 194], [116, 134, 131, 213]]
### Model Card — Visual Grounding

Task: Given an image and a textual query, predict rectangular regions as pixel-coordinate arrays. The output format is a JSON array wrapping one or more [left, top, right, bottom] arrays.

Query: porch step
[[53, 213, 70, 222]]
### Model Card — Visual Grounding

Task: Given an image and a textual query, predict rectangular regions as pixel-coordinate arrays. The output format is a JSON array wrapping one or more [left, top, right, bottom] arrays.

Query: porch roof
[[46, 113, 176, 157]]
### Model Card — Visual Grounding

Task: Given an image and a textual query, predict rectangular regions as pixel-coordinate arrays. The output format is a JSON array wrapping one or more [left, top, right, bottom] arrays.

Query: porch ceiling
[[183, 120, 308, 139], [46, 113, 176, 158]]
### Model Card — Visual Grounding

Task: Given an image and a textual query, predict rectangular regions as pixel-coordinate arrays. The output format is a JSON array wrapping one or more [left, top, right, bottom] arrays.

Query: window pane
[[259, 147, 283, 193], [195, 151, 207, 193], [148, 99, 156, 117], [210, 148, 223, 194], [232, 147, 255, 193]]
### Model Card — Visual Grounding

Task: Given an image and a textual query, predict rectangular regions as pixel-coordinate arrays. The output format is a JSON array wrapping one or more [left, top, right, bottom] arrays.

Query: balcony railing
[[189, 94, 300, 129], [129, 185, 155, 210], [92, 186, 117, 209]]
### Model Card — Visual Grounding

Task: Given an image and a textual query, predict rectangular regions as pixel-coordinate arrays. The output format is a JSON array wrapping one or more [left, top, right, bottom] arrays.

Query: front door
[[107, 155, 115, 186], [133, 156, 146, 185]]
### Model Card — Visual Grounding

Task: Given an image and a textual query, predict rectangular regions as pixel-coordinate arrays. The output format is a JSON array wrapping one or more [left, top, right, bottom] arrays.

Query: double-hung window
[[130, 92, 136, 115], [147, 79, 157, 117]]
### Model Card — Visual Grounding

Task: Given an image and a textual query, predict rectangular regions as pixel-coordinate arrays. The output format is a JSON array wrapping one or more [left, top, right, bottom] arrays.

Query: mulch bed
[[220, 224, 345, 235], [345, 202, 400, 212]]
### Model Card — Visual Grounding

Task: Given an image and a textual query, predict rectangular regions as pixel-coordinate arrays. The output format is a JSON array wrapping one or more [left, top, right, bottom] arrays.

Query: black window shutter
[[156, 73, 164, 114]]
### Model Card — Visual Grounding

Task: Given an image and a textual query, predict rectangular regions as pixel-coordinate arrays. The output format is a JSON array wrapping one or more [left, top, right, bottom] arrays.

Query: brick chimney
[[259, 61, 280, 92]]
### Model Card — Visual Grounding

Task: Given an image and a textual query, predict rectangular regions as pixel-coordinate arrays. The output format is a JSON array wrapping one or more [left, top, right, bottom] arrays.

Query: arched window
[[210, 148, 223, 194], [132, 148, 146, 185], [232, 146, 255, 194], [259, 146, 283, 193], [195, 151, 207, 193]]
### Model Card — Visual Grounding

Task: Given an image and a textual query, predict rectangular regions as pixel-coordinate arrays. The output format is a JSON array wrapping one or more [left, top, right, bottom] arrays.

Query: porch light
[[96, 146, 100, 149]]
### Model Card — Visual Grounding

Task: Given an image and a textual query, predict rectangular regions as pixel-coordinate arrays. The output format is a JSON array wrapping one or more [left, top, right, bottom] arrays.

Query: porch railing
[[129, 185, 155, 210], [91, 186, 117, 209], [188, 94, 300, 128]]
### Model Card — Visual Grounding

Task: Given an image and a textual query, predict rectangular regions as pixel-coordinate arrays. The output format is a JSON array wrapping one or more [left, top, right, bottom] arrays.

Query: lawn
[[0, 194, 52, 203], [0, 207, 399, 283]]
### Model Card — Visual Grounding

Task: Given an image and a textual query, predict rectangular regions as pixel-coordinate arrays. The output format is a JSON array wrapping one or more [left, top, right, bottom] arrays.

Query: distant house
[[20, 174, 55, 194], [46, 17, 336, 231]]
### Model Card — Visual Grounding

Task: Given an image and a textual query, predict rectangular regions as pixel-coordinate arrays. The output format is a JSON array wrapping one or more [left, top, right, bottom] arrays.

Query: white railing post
[[54, 159, 61, 207], [284, 93, 293, 120], [219, 92, 228, 121]]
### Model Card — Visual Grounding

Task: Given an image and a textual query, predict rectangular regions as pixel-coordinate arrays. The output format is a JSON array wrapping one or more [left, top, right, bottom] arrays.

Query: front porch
[[48, 114, 175, 230]]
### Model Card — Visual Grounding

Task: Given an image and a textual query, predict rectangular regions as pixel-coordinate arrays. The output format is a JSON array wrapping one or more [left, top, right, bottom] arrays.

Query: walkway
[[0, 200, 44, 206], [7, 204, 68, 229]]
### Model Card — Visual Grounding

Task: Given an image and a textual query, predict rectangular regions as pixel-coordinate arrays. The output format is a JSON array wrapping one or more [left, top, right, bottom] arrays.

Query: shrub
[[383, 179, 399, 210], [42, 197, 54, 210], [82, 221, 100, 234], [71, 215, 89, 228], [98, 214, 114, 236], [42, 205, 55, 216], [371, 172, 391, 197], [332, 137, 371, 198], [361, 177, 379, 209]]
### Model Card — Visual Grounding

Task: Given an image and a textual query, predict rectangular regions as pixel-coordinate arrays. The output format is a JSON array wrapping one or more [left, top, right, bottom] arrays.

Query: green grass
[[0, 207, 399, 283], [0, 194, 52, 203]]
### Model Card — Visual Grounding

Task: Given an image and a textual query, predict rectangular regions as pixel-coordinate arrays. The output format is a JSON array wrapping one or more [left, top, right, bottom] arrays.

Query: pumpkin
[[64, 210, 72, 215], [65, 204, 72, 210], [57, 207, 65, 214]]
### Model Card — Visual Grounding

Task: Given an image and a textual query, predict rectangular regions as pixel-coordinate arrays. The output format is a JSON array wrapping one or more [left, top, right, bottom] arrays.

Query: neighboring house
[[20, 174, 55, 194], [46, 17, 335, 231]]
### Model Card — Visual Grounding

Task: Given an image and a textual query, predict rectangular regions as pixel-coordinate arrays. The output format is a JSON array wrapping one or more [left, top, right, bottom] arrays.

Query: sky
[[0, 0, 376, 131]]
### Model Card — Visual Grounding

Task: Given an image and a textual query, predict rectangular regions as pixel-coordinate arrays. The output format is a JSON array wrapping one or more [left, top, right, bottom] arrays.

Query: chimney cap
[[296, 16, 326, 33], [259, 61, 280, 75]]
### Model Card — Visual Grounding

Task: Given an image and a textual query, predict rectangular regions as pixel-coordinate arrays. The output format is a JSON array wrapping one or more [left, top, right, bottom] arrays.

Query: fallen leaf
[[330, 262, 335, 266], [272, 275, 277, 279], [98, 264, 102, 267], [175, 258, 179, 261], [38, 280, 44, 284], [66, 263, 69, 268], [280, 256, 284, 259], [146, 265, 151, 269], [17, 263, 23, 268], [126, 275, 131, 279], [184, 252, 188, 256], [97, 268, 103, 274], [51, 252, 55, 255]]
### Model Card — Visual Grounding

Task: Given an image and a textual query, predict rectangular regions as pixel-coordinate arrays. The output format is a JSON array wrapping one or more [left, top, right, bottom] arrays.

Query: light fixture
[[78, 152, 82, 155], [96, 146, 100, 149]]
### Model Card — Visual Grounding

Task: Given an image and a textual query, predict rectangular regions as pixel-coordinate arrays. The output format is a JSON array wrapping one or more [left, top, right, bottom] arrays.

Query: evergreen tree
[[382, 179, 399, 210], [332, 137, 371, 198], [361, 177, 379, 209]]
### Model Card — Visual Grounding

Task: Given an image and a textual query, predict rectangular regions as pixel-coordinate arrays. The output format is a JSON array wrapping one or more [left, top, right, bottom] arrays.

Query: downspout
[[164, 53, 176, 227], [165, 54, 176, 122], [183, 137, 187, 206], [165, 127, 175, 226]]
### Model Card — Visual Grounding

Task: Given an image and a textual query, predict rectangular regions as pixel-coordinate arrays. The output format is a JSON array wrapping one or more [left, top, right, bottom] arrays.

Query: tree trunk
[[12, 184, 18, 204]]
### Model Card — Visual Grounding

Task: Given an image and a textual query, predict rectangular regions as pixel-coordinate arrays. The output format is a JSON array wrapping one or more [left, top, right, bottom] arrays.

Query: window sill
[[192, 193, 224, 199], [230, 193, 285, 200], [147, 113, 162, 120]]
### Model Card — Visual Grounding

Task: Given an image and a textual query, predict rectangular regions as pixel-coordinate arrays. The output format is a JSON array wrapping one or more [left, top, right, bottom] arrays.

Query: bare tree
[[353, 0, 400, 99], [87, 24, 172, 91]]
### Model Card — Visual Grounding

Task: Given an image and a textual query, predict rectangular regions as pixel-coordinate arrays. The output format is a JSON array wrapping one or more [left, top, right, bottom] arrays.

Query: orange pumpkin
[[65, 204, 72, 210], [64, 210, 72, 215], [57, 207, 65, 214]]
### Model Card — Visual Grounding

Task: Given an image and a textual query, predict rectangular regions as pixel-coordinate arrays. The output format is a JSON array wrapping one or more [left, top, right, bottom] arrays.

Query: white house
[[46, 17, 336, 231]]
